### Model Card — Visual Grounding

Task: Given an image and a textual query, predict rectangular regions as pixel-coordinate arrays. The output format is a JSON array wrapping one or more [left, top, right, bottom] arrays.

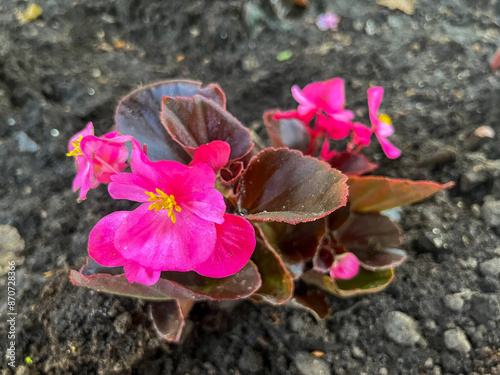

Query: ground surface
[[1, 0, 500, 374]]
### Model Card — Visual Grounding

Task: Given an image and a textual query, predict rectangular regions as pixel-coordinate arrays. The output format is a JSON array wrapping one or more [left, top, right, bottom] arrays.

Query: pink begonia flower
[[292, 78, 355, 141], [367, 87, 401, 159], [67, 122, 131, 200], [316, 12, 340, 31], [330, 252, 359, 280], [88, 140, 255, 285]]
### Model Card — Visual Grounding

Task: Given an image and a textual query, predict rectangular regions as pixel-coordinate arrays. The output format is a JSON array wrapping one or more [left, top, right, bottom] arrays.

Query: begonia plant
[[69, 79, 452, 341]]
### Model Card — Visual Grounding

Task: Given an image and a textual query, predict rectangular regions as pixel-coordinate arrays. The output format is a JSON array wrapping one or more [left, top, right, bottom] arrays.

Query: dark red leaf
[[327, 204, 351, 231], [348, 247, 407, 271], [327, 151, 378, 175], [293, 283, 332, 320], [70, 261, 261, 301], [263, 110, 310, 153], [115, 80, 224, 162], [348, 176, 454, 213], [238, 148, 348, 224], [150, 300, 194, 342], [251, 239, 294, 304], [161, 95, 253, 161], [220, 161, 244, 187], [257, 219, 326, 278], [335, 213, 402, 249], [312, 247, 335, 274]]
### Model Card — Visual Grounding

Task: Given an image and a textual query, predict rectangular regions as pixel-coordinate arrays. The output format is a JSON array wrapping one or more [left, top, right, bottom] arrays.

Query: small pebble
[[384, 311, 422, 345], [444, 294, 465, 311], [295, 352, 331, 375], [482, 197, 500, 228], [424, 358, 434, 369], [444, 328, 471, 353], [479, 257, 500, 277], [113, 312, 132, 334], [352, 346, 364, 359]]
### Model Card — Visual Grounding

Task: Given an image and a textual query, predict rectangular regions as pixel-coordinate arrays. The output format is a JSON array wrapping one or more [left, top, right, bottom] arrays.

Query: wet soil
[[1, 0, 500, 374]]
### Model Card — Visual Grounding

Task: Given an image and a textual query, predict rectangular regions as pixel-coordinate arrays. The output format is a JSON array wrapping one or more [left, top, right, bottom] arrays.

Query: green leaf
[[302, 267, 394, 297], [251, 239, 294, 304], [161, 95, 254, 161], [238, 148, 348, 224], [70, 261, 261, 301], [115, 80, 225, 162], [276, 50, 293, 61], [348, 176, 454, 213]]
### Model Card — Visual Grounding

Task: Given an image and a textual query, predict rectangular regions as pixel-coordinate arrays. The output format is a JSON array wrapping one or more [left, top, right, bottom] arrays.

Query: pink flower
[[67, 123, 131, 200], [88, 140, 255, 285], [292, 78, 355, 141], [367, 87, 401, 159], [330, 252, 359, 280], [349, 122, 372, 150], [316, 12, 340, 31]]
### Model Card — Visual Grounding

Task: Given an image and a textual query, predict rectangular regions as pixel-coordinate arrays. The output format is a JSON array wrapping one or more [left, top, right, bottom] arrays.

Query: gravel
[[384, 311, 422, 346], [444, 328, 472, 353]]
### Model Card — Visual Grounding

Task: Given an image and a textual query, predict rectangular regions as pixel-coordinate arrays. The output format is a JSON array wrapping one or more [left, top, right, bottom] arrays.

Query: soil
[[1, 0, 500, 374]]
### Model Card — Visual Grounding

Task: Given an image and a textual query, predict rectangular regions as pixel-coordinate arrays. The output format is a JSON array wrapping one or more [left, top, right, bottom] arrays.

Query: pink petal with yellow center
[[114, 204, 217, 271], [68, 122, 94, 152]]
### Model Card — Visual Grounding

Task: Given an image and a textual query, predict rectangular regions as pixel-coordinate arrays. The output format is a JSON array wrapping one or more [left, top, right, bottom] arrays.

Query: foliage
[[68, 79, 452, 341]]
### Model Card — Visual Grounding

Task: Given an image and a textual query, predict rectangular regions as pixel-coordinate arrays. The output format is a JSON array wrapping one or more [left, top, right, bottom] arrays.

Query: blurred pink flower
[[367, 87, 401, 159], [67, 122, 131, 200], [89, 140, 255, 285], [316, 12, 340, 31], [330, 252, 359, 280]]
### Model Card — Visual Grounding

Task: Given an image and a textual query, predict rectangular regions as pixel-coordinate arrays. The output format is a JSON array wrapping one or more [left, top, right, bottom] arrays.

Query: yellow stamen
[[66, 135, 84, 157], [145, 188, 181, 223], [378, 113, 392, 126]]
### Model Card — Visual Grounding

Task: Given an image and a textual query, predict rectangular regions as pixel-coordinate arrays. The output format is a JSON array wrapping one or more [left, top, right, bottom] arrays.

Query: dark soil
[[1, 0, 500, 374]]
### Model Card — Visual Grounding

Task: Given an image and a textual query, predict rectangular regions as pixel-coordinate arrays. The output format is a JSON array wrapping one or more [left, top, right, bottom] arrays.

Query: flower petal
[[182, 189, 226, 224], [194, 214, 256, 278], [68, 122, 94, 151], [378, 135, 401, 159], [88, 211, 129, 267], [72, 157, 94, 200], [109, 172, 156, 202], [114, 204, 217, 271], [367, 87, 384, 124], [190, 141, 231, 171], [129, 140, 216, 196], [124, 263, 161, 285]]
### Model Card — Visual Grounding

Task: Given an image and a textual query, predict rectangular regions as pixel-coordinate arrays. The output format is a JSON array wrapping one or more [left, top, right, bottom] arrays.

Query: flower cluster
[[69, 79, 451, 342], [276, 78, 401, 160], [66, 123, 131, 200]]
